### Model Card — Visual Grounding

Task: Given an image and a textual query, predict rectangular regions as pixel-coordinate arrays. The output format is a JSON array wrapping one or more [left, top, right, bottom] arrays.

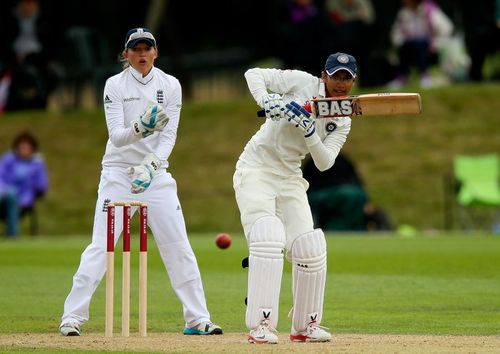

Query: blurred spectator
[[387, 0, 454, 89], [498, 0, 500, 29], [0, 131, 48, 237], [324, 0, 375, 85], [460, 0, 500, 81], [302, 152, 391, 232], [0, 0, 61, 111], [278, 0, 325, 73]]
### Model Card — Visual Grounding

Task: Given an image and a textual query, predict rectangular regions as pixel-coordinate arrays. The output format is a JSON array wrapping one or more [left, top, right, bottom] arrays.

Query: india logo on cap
[[337, 54, 349, 63]]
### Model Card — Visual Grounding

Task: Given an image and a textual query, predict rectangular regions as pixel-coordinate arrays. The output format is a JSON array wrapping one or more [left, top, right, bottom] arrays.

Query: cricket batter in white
[[59, 28, 222, 336], [234, 52, 357, 344]]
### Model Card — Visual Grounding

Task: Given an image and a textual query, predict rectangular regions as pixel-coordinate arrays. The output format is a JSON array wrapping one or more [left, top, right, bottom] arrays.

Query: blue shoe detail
[[183, 321, 223, 335]]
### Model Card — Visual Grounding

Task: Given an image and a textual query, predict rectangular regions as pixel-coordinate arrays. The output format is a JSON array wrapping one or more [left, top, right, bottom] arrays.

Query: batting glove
[[285, 101, 316, 137], [126, 153, 161, 194], [260, 93, 286, 121], [132, 104, 169, 138]]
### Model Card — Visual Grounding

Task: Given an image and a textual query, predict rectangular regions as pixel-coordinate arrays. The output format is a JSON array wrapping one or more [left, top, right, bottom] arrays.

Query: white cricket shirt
[[238, 68, 351, 176], [101, 65, 182, 169]]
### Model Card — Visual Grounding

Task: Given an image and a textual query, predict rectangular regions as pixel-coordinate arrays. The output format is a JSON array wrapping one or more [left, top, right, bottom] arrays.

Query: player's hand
[[132, 104, 169, 138], [285, 101, 316, 137], [260, 94, 286, 121], [141, 104, 169, 131], [126, 153, 161, 194]]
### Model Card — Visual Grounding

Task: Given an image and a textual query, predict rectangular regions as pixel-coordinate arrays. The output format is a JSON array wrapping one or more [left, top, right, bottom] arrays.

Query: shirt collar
[[129, 65, 154, 85]]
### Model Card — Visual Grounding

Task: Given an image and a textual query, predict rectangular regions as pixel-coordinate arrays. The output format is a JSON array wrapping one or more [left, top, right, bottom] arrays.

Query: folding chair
[[445, 154, 500, 231]]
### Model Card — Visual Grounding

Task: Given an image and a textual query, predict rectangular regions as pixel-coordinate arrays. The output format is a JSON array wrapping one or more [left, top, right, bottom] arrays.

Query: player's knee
[[249, 216, 286, 258], [291, 229, 327, 272]]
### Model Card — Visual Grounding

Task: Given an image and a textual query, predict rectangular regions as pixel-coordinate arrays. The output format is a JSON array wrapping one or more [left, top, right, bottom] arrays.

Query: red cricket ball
[[215, 233, 231, 249]]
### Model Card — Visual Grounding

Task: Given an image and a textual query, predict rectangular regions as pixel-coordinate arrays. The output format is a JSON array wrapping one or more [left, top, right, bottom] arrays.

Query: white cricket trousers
[[61, 168, 211, 328], [233, 168, 314, 251]]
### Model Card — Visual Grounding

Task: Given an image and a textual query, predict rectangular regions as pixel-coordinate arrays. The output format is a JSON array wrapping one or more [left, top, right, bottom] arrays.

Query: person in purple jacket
[[0, 131, 48, 237]]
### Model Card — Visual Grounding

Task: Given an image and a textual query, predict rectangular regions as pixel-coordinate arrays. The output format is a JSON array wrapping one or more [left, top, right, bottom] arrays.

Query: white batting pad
[[291, 229, 327, 332], [246, 216, 286, 330]]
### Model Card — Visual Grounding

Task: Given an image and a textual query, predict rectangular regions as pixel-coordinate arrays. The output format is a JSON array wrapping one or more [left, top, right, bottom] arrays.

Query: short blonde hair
[[119, 49, 130, 69]]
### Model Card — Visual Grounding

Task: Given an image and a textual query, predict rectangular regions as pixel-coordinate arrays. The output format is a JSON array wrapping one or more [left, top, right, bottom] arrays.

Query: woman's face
[[322, 70, 356, 97], [16, 140, 35, 159], [124, 43, 158, 76]]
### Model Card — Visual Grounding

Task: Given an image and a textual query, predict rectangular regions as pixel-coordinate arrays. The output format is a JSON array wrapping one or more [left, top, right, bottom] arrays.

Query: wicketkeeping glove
[[126, 153, 161, 194], [132, 104, 169, 138], [285, 101, 316, 137], [260, 93, 286, 121]]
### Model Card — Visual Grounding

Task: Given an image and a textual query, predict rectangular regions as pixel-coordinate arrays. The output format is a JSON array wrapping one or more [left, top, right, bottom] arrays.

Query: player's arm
[[126, 79, 182, 194], [306, 124, 350, 171], [245, 68, 314, 121], [390, 11, 405, 47], [104, 79, 169, 148], [104, 79, 142, 147], [245, 68, 313, 100], [286, 101, 351, 171], [155, 78, 182, 165]]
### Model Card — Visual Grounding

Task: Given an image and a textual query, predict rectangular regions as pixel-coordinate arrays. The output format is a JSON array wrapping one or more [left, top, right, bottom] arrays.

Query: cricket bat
[[257, 93, 422, 118]]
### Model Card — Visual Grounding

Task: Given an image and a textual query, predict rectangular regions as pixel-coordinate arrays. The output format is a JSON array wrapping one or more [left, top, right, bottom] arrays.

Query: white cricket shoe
[[59, 322, 81, 336], [290, 321, 331, 342], [248, 320, 278, 344]]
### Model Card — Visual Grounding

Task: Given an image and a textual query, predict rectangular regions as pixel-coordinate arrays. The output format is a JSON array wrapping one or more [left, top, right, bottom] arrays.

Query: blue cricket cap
[[324, 52, 357, 78], [124, 28, 156, 49]]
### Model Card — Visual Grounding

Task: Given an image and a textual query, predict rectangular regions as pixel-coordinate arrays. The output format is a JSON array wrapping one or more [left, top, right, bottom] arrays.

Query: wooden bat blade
[[311, 93, 422, 118]]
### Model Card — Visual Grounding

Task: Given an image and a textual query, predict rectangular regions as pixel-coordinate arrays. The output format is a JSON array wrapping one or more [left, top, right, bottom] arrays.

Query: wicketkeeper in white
[[59, 28, 222, 336], [234, 52, 357, 343]]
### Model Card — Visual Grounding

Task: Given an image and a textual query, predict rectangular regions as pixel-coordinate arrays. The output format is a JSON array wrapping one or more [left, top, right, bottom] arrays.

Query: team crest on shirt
[[156, 90, 164, 104], [326, 122, 337, 132]]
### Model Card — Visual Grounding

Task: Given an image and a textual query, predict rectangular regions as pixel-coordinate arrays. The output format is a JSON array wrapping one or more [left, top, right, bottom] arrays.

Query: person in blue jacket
[[0, 131, 48, 237]]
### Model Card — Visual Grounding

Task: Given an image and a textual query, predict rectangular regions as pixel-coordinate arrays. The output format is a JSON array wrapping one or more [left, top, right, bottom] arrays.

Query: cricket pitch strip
[[1, 333, 499, 353]]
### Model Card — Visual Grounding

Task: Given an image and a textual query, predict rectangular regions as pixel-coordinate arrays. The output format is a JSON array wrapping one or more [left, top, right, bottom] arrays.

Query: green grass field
[[1, 233, 499, 339], [1, 81, 500, 351], [1, 83, 500, 236]]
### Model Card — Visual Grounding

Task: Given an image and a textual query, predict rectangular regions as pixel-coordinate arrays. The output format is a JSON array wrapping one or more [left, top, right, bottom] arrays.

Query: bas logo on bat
[[310, 93, 421, 118], [314, 99, 361, 117]]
